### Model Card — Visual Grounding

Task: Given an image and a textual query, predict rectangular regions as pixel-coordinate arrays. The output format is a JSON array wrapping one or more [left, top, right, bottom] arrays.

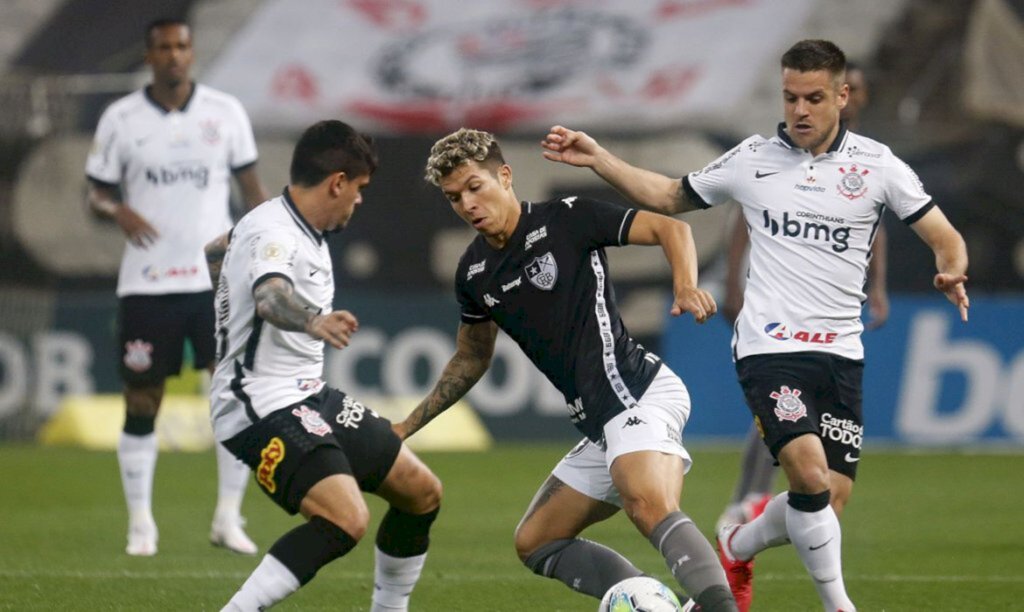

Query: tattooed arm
[[394, 321, 498, 440], [204, 232, 230, 286], [253, 276, 359, 349]]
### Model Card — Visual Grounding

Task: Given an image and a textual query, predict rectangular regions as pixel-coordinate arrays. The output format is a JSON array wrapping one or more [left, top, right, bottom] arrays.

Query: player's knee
[[323, 506, 370, 541], [124, 385, 162, 417], [413, 471, 443, 515], [513, 522, 550, 563], [521, 538, 573, 574], [621, 495, 675, 536], [786, 463, 831, 493]]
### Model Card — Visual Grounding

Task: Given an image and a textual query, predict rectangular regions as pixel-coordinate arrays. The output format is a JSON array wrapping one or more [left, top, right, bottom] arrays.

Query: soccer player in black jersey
[[394, 128, 737, 611]]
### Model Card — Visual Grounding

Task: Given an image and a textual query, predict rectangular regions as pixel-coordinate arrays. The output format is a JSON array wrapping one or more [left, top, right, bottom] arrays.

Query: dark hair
[[780, 39, 846, 78], [145, 18, 189, 48], [290, 120, 378, 187]]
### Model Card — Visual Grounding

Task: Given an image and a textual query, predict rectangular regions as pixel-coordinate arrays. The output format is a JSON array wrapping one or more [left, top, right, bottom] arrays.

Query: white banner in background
[[203, 0, 812, 134]]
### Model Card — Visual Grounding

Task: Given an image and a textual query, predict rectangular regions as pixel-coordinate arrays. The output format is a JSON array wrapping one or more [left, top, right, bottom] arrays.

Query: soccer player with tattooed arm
[[207, 120, 442, 611], [395, 127, 738, 611]]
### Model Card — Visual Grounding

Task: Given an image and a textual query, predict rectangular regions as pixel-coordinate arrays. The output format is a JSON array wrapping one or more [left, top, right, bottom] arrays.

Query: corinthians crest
[[525, 252, 557, 290], [769, 385, 807, 422], [837, 165, 869, 200]]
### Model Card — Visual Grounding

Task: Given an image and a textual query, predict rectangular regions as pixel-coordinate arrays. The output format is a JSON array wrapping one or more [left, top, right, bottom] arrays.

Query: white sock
[[731, 491, 790, 560], [785, 504, 855, 612], [222, 555, 300, 611], [214, 442, 249, 521], [371, 548, 427, 612], [117, 432, 158, 525]]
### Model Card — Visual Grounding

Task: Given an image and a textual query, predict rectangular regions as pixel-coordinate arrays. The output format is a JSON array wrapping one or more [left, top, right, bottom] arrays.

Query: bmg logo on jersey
[[145, 163, 210, 189], [762, 210, 851, 253]]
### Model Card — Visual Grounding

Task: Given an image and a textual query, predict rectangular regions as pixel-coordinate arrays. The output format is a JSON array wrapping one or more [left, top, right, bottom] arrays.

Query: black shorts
[[736, 351, 864, 480], [118, 292, 216, 386], [222, 387, 402, 515]]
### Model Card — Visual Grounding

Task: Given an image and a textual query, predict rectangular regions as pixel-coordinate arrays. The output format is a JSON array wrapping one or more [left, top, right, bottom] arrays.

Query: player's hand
[[672, 287, 717, 323], [864, 286, 890, 330], [541, 125, 600, 168], [307, 310, 359, 348], [113, 206, 159, 248], [934, 273, 969, 322]]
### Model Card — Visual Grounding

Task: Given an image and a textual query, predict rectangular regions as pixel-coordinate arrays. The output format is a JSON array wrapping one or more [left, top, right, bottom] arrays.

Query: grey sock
[[524, 538, 643, 598], [649, 511, 737, 612], [731, 426, 777, 504]]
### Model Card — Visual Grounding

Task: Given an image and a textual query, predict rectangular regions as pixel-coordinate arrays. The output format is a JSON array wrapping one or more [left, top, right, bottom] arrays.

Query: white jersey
[[85, 83, 259, 296], [209, 192, 332, 441], [687, 123, 932, 361]]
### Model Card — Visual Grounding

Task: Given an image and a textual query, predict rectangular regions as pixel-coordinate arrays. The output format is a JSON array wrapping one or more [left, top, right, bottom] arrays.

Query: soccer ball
[[598, 576, 683, 612]]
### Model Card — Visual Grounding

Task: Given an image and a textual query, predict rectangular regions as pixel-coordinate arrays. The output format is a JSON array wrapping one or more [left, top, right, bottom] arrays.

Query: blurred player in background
[[397, 128, 737, 611], [209, 120, 442, 612], [85, 18, 268, 556], [715, 62, 890, 535], [541, 39, 968, 612]]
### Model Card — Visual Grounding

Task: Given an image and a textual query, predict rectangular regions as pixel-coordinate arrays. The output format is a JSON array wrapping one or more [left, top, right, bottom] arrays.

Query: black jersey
[[455, 196, 662, 442]]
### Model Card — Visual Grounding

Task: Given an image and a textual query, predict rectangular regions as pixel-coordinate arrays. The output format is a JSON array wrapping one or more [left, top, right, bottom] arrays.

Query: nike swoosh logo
[[755, 170, 779, 178], [309, 269, 318, 277], [844, 452, 860, 463], [809, 537, 833, 551]]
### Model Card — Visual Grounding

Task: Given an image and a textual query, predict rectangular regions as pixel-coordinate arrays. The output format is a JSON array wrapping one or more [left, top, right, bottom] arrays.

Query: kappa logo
[[769, 385, 807, 422], [525, 252, 557, 290], [292, 405, 331, 436], [623, 416, 646, 428], [257, 437, 286, 493], [123, 340, 153, 373], [483, 293, 500, 307]]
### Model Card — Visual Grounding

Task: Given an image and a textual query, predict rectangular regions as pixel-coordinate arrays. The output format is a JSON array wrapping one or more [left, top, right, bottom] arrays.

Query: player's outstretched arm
[[540, 125, 697, 215], [627, 210, 717, 323], [910, 206, 969, 322], [253, 276, 359, 348], [394, 321, 498, 440]]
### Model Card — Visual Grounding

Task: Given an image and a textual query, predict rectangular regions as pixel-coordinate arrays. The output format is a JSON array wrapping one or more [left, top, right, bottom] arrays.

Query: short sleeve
[[244, 229, 301, 291], [686, 142, 744, 208], [85, 105, 123, 185], [227, 96, 259, 171], [557, 196, 637, 249], [883, 152, 933, 224], [456, 278, 489, 324]]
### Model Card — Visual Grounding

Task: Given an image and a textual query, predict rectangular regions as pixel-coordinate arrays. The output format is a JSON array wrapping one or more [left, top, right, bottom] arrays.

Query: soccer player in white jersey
[[208, 120, 442, 612], [85, 18, 268, 556], [396, 128, 736, 611], [541, 40, 969, 612], [714, 62, 890, 537]]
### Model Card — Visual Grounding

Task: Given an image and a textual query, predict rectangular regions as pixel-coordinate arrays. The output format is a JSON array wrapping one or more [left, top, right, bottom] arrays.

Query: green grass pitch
[[2, 443, 1022, 610]]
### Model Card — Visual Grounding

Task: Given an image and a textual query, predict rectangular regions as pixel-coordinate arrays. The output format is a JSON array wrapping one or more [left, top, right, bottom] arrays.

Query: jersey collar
[[281, 187, 324, 245], [775, 120, 848, 154], [144, 81, 197, 114]]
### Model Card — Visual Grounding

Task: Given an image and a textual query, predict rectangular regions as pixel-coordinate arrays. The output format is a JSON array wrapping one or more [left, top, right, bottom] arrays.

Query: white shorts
[[551, 365, 693, 507]]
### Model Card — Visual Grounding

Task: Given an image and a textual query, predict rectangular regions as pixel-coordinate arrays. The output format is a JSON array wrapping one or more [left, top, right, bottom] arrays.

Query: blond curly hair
[[424, 128, 506, 186]]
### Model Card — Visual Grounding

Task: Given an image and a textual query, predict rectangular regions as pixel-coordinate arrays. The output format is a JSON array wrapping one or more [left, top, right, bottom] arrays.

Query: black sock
[[375, 506, 439, 557], [268, 515, 358, 586]]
